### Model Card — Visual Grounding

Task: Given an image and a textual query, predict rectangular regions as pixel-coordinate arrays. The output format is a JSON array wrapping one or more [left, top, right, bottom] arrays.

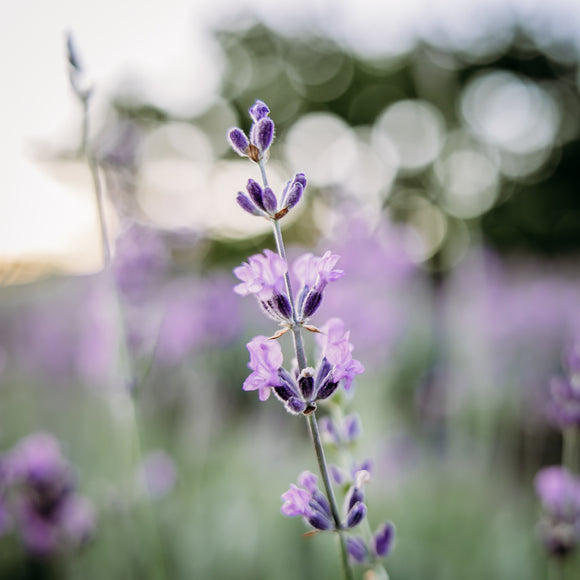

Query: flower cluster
[[535, 466, 580, 555], [0, 432, 95, 557], [242, 319, 364, 413], [228, 99, 394, 578], [234, 249, 344, 324]]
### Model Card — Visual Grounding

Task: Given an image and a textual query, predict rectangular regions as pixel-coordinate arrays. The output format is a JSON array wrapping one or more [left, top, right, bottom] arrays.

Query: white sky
[[1, 0, 579, 274]]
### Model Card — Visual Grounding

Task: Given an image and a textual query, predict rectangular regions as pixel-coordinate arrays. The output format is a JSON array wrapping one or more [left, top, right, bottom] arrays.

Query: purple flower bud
[[316, 379, 339, 401], [246, 179, 265, 210], [297, 471, 318, 494], [346, 501, 367, 529], [330, 465, 347, 485], [286, 397, 307, 414], [319, 416, 341, 446], [346, 536, 369, 563], [308, 512, 333, 531], [299, 370, 315, 400], [374, 522, 395, 558], [345, 486, 365, 512], [273, 294, 292, 320], [249, 100, 270, 122], [250, 118, 275, 153], [344, 414, 362, 443], [228, 128, 250, 156], [236, 192, 265, 217], [262, 186, 278, 213], [310, 490, 333, 521], [283, 182, 304, 211], [301, 290, 322, 319]]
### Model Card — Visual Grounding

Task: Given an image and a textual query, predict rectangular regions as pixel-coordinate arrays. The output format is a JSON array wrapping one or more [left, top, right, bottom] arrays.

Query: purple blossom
[[3, 432, 95, 557], [243, 336, 284, 401], [138, 451, 177, 499], [280, 472, 334, 531], [280, 484, 311, 517], [294, 251, 344, 292], [548, 376, 580, 429], [535, 466, 580, 555], [233, 250, 287, 301], [317, 318, 365, 391]]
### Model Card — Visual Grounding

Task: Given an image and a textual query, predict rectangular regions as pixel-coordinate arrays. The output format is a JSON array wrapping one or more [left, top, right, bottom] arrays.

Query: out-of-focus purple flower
[[112, 224, 169, 303], [374, 522, 395, 558], [346, 536, 369, 563], [535, 466, 580, 555], [7, 433, 73, 503], [138, 451, 177, 499], [3, 432, 95, 557], [243, 336, 284, 401], [548, 376, 580, 429]]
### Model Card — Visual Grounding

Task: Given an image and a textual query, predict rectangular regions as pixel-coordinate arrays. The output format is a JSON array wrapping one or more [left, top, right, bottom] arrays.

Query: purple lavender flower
[[4, 432, 95, 557], [280, 471, 334, 531], [138, 451, 177, 499], [227, 99, 275, 163], [243, 336, 284, 401], [294, 251, 345, 319], [535, 466, 580, 555], [317, 318, 365, 392]]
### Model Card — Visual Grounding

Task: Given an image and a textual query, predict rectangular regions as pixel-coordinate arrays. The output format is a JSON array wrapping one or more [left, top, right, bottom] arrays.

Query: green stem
[[260, 160, 352, 580], [307, 412, 354, 580], [563, 427, 580, 474]]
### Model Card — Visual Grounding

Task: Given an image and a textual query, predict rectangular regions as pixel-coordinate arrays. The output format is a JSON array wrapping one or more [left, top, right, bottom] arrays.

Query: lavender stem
[[262, 163, 353, 580]]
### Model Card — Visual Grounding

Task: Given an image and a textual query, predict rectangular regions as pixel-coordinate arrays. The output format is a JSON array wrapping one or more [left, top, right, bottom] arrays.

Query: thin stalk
[[74, 84, 168, 579], [79, 95, 112, 268], [307, 412, 354, 580], [563, 427, 580, 474], [259, 161, 352, 580]]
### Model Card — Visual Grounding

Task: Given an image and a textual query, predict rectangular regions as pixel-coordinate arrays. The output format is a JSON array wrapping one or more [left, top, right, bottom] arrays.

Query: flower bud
[[346, 536, 369, 563], [346, 501, 367, 528], [249, 100, 270, 122], [236, 192, 264, 216], [301, 290, 322, 319], [374, 522, 395, 558], [298, 369, 315, 400], [228, 128, 249, 157], [250, 117, 275, 153], [344, 414, 362, 443], [262, 186, 278, 213], [246, 179, 265, 210], [286, 397, 307, 415]]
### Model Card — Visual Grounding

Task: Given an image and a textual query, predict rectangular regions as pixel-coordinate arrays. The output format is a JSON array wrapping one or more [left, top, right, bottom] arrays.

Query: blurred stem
[[548, 557, 566, 580], [307, 412, 354, 580], [563, 427, 580, 474]]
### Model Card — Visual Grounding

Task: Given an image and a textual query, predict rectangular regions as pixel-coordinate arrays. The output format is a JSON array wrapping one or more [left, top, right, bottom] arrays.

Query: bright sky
[[1, 0, 579, 275]]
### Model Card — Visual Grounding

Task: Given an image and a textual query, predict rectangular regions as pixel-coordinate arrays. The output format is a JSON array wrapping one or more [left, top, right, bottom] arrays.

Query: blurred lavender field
[[2, 1, 580, 578]]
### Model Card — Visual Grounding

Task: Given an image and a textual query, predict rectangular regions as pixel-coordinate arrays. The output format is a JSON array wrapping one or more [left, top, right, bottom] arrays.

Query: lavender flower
[[3, 432, 95, 557], [374, 522, 396, 558], [535, 466, 580, 555], [227, 99, 275, 164], [229, 99, 393, 579], [243, 336, 284, 401], [280, 471, 334, 531]]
